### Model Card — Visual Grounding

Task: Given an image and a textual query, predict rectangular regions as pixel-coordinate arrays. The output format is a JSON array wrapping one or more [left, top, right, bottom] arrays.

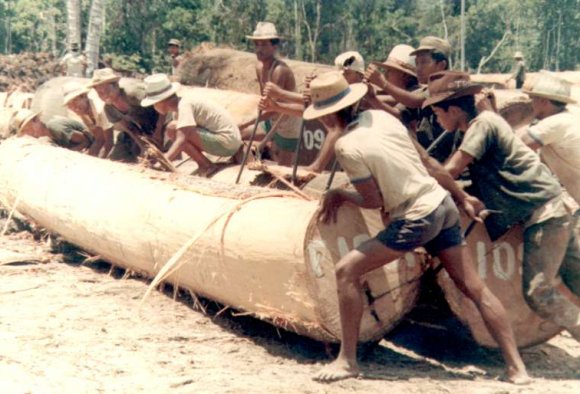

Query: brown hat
[[372, 44, 417, 77], [303, 72, 367, 120], [410, 36, 452, 59], [423, 71, 483, 108]]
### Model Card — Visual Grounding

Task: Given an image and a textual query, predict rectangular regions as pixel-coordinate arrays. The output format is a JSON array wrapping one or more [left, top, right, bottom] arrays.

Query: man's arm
[[319, 178, 383, 224], [412, 138, 484, 219], [101, 128, 114, 158], [164, 128, 187, 161], [364, 64, 425, 108], [306, 127, 340, 173], [516, 128, 542, 151]]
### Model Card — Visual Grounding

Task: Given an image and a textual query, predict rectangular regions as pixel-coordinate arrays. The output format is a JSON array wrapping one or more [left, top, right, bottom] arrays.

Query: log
[[0, 137, 427, 343], [437, 216, 564, 348], [178, 47, 334, 94]]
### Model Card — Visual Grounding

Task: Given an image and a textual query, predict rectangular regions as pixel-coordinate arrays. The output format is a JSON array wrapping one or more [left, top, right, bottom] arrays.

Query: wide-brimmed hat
[[246, 22, 282, 40], [168, 38, 181, 47], [88, 68, 120, 88], [303, 72, 368, 120], [10, 109, 40, 135], [334, 51, 365, 74], [423, 71, 483, 108], [63, 82, 90, 106], [514, 51, 524, 59], [410, 36, 452, 59], [141, 73, 180, 107], [372, 44, 417, 77], [523, 71, 576, 104]]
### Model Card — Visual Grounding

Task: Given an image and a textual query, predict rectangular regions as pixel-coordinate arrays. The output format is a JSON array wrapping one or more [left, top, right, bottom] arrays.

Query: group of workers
[[9, 20, 579, 386]]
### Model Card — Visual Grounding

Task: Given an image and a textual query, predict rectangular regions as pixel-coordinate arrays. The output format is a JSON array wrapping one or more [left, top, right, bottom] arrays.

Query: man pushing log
[[307, 72, 530, 384]]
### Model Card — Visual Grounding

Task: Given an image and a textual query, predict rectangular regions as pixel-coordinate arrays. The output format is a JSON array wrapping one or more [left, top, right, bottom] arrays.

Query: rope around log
[[140, 191, 310, 307]]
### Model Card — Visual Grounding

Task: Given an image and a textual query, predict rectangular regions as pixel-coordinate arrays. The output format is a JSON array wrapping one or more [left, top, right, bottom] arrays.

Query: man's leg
[[438, 245, 530, 384], [314, 239, 404, 382], [524, 216, 580, 340], [560, 212, 580, 298]]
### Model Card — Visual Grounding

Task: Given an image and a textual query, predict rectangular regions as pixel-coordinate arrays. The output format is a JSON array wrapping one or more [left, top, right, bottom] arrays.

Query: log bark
[[0, 137, 426, 343]]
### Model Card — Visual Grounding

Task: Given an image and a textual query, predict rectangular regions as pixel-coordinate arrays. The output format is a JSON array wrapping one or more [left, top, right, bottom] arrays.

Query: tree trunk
[[85, 0, 106, 77], [66, 0, 82, 48], [0, 137, 425, 343]]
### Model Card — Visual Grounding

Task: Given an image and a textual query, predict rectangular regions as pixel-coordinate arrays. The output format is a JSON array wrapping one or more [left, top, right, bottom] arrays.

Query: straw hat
[[63, 82, 90, 106], [141, 73, 180, 107], [303, 72, 368, 120], [10, 109, 40, 135], [523, 71, 576, 104], [372, 44, 417, 77], [334, 51, 365, 74], [168, 38, 181, 47], [423, 71, 483, 108], [410, 36, 452, 58], [88, 68, 120, 88], [246, 22, 282, 40], [514, 51, 524, 59]]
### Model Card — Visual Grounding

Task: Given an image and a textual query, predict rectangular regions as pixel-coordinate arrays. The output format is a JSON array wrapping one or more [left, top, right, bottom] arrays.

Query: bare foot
[[504, 367, 532, 385], [313, 359, 360, 383]]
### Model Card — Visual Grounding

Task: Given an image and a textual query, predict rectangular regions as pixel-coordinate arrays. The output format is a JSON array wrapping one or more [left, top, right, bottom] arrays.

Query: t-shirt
[[60, 53, 86, 77], [103, 78, 158, 135], [459, 111, 561, 240], [335, 110, 448, 220], [527, 109, 580, 204], [46, 116, 94, 148], [177, 95, 242, 151]]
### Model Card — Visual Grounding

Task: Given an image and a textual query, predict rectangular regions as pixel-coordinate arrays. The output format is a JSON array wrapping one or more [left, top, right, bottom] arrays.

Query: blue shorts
[[376, 195, 464, 256]]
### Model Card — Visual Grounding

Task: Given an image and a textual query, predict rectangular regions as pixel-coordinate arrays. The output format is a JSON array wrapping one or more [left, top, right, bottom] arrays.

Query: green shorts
[[273, 132, 299, 152], [263, 119, 299, 152], [198, 127, 240, 157]]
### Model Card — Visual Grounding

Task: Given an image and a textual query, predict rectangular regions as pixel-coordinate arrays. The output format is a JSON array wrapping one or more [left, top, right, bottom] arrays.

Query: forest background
[[0, 0, 578, 75]]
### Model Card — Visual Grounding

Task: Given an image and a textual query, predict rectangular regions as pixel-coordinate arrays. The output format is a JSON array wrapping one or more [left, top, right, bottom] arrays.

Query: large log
[[178, 47, 334, 94], [437, 217, 566, 348], [0, 137, 427, 343]]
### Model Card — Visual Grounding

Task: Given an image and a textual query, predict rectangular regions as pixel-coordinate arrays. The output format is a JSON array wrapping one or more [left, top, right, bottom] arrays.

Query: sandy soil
[[0, 231, 578, 394]]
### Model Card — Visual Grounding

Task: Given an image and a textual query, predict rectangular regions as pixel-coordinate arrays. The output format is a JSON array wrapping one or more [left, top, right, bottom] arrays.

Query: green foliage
[[1, 0, 579, 73]]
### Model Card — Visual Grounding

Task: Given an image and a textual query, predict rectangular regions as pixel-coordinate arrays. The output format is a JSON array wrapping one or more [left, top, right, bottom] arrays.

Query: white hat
[[372, 44, 417, 77], [10, 109, 40, 135], [303, 72, 367, 120], [523, 71, 576, 104], [63, 82, 90, 106], [246, 22, 282, 40], [514, 51, 524, 59], [334, 51, 365, 74], [141, 73, 180, 107], [88, 68, 120, 88]]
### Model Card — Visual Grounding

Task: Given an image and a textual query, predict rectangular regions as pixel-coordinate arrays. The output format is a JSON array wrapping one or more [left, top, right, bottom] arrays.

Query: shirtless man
[[307, 72, 529, 384], [246, 22, 301, 166], [141, 74, 242, 177], [62, 82, 114, 158]]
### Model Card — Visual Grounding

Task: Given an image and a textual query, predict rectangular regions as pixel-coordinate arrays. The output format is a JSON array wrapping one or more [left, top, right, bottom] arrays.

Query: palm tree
[[66, 0, 81, 49]]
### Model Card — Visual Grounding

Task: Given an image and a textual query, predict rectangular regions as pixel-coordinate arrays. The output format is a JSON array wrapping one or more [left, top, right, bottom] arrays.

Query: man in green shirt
[[425, 71, 580, 342]]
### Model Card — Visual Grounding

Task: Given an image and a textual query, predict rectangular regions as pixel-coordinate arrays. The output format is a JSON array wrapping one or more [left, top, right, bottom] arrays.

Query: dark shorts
[[272, 130, 298, 152], [376, 195, 464, 256]]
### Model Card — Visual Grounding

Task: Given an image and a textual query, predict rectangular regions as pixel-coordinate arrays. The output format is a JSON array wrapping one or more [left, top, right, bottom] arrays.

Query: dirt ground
[[0, 231, 578, 394]]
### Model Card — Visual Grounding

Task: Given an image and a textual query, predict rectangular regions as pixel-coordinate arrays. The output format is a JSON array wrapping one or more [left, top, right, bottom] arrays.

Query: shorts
[[198, 127, 241, 157], [376, 195, 464, 256], [272, 132, 298, 152]]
